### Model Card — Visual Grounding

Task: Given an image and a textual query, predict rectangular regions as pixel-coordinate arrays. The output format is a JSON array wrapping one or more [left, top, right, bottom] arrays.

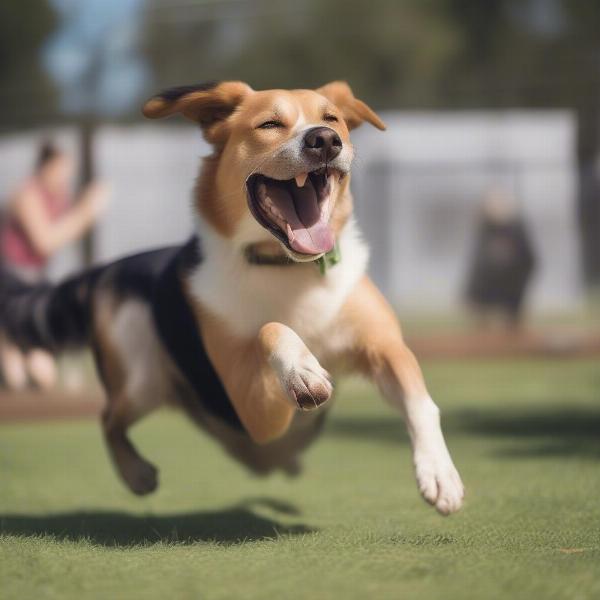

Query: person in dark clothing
[[466, 189, 536, 329]]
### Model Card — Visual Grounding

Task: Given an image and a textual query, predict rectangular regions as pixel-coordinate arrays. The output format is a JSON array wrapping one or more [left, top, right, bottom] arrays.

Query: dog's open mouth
[[246, 168, 342, 257]]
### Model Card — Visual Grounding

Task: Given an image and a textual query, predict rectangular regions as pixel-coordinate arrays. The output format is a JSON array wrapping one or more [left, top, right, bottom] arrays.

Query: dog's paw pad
[[415, 452, 464, 516], [285, 358, 333, 411]]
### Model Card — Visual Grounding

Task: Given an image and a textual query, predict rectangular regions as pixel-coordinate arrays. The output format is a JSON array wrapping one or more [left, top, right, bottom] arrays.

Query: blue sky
[[43, 0, 150, 116]]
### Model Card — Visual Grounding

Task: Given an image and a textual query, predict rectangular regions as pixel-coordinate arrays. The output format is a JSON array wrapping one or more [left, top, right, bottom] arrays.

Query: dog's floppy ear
[[316, 81, 385, 131], [142, 80, 252, 142]]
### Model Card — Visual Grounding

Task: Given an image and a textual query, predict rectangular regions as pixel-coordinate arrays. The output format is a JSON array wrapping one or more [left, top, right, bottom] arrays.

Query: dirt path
[[408, 328, 600, 360], [1, 328, 598, 423], [0, 389, 103, 423]]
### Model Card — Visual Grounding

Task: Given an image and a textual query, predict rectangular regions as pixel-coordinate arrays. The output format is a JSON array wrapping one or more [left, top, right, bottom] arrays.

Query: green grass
[[1, 358, 599, 600]]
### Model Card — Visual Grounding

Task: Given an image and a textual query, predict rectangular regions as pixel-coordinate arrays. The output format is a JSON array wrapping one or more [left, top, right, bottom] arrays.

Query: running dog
[[0, 81, 464, 515]]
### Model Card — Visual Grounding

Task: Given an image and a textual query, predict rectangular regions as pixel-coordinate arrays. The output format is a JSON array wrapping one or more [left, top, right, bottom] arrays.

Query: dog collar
[[244, 243, 341, 274], [243, 245, 295, 266]]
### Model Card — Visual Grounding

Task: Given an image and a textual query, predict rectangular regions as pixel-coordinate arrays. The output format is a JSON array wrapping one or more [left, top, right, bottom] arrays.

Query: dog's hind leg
[[94, 336, 160, 495], [102, 398, 158, 495], [93, 297, 166, 495]]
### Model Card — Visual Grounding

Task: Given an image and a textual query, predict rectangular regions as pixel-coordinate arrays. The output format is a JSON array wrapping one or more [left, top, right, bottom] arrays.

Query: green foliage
[[2, 0, 600, 131], [0, 0, 58, 130], [144, 0, 600, 117], [146, 0, 463, 107]]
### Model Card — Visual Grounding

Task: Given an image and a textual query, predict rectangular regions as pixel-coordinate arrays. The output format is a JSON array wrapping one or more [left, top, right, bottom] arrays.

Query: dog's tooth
[[263, 196, 277, 213], [321, 197, 331, 221], [286, 222, 295, 241], [295, 173, 308, 187]]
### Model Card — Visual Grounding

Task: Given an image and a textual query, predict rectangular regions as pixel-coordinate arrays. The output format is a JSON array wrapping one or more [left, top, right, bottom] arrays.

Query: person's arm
[[12, 182, 108, 259]]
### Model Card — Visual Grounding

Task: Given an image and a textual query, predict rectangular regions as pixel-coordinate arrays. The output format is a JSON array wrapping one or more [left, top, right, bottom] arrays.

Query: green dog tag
[[316, 242, 341, 275]]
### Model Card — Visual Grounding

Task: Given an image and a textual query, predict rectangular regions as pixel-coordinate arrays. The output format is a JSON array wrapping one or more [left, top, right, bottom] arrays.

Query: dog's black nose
[[303, 127, 342, 162]]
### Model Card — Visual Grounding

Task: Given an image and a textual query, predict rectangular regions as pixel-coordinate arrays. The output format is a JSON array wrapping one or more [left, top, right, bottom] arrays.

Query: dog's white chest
[[188, 220, 369, 341]]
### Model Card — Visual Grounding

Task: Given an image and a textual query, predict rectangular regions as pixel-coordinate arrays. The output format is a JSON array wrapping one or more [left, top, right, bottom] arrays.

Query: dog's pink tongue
[[290, 177, 334, 254], [289, 219, 334, 255], [266, 179, 334, 255]]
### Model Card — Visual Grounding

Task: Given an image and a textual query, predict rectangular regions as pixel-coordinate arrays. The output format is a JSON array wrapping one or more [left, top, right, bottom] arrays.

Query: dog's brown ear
[[316, 81, 385, 131], [142, 81, 252, 142]]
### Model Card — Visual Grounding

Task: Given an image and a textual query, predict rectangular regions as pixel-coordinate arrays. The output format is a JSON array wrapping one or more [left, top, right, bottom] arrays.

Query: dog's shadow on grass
[[327, 406, 600, 458], [455, 406, 600, 458], [0, 497, 315, 547], [326, 415, 408, 445]]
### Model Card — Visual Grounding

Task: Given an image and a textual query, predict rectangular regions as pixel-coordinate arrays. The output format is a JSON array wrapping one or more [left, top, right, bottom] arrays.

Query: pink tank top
[[0, 180, 68, 269]]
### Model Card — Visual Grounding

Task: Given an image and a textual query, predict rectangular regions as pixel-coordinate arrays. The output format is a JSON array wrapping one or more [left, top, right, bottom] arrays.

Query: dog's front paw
[[265, 325, 333, 411], [414, 448, 464, 515], [283, 355, 333, 411]]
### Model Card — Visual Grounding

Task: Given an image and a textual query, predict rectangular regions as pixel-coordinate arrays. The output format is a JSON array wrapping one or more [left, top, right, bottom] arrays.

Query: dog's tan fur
[[95, 81, 464, 514]]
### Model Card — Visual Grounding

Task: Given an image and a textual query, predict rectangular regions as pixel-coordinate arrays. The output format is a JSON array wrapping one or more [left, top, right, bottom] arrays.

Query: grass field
[[1, 358, 599, 599]]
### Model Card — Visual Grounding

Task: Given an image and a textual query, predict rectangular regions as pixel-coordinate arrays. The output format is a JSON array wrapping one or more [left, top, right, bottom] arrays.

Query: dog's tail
[[0, 265, 101, 352]]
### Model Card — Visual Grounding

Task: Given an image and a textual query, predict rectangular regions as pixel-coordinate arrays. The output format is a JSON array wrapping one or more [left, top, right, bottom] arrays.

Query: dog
[[0, 81, 464, 515]]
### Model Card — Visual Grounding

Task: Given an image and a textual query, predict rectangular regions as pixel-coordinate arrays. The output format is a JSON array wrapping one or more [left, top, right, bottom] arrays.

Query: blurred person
[[465, 187, 536, 330], [0, 140, 108, 390]]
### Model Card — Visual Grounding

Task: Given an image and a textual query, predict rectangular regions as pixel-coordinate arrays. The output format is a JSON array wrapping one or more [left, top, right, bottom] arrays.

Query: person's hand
[[82, 181, 110, 220]]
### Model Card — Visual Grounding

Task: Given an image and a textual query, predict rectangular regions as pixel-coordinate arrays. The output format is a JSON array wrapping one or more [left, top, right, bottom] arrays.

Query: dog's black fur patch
[[0, 264, 102, 351], [0, 237, 243, 431], [153, 238, 243, 430], [157, 81, 219, 103]]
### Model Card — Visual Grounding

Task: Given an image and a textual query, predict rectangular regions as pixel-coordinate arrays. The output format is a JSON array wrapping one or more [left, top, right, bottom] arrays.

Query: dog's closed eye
[[323, 114, 338, 123], [257, 120, 285, 129]]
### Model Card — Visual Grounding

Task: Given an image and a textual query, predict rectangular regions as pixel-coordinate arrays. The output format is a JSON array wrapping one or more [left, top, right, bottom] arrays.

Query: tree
[[0, 0, 58, 131]]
